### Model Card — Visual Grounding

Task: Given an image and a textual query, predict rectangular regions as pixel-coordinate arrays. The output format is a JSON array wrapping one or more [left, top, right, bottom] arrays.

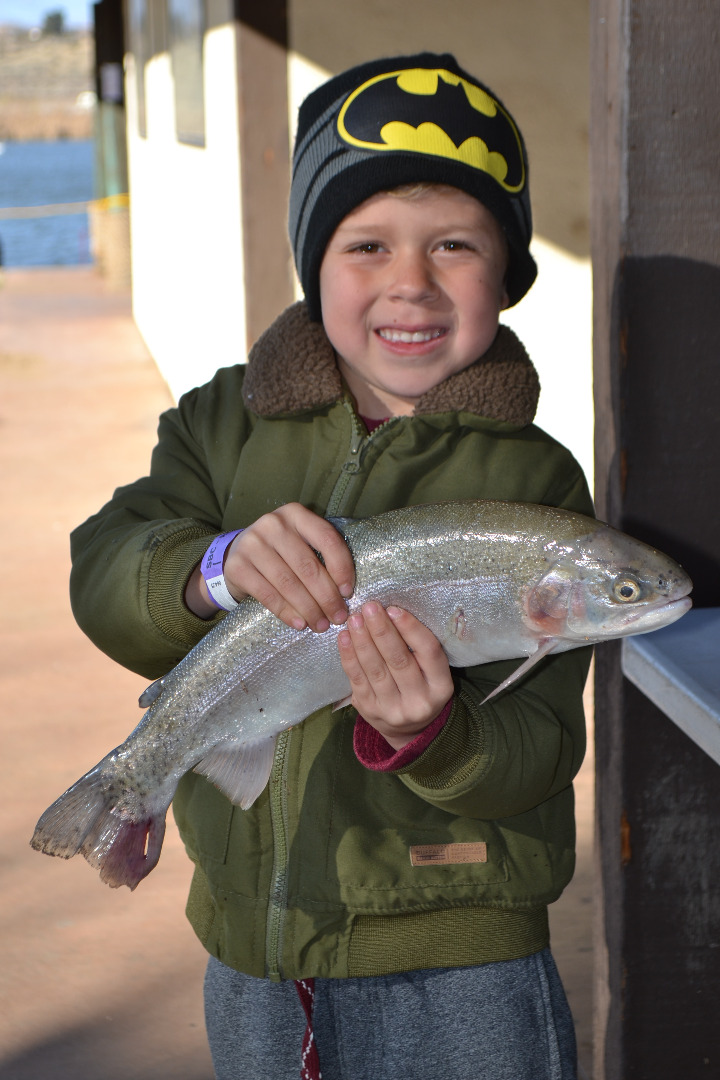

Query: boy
[[70, 54, 591, 1079]]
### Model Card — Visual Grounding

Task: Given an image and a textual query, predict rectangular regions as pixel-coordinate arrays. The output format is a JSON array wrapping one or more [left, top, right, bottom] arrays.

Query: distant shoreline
[[0, 29, 94, 141], [0, 103, 94, 142]]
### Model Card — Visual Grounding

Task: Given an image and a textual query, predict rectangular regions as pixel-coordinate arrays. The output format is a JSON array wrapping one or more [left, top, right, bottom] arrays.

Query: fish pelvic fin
[[480, 638, 558, 706], [195, 735, 276, 810], [30, 767, 167, 890]]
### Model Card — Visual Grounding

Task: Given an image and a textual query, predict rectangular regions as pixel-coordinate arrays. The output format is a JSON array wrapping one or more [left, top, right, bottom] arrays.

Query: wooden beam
[[233, 0, 294, 349], [591, 1, 720, 1076]]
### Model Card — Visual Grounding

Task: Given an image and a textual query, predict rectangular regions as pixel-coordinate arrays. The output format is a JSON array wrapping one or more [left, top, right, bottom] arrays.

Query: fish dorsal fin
[[194, 736, 276, 810], [327, 516, 355, 534], [480, 638, 558, 705], [138, 676, 166, 708]]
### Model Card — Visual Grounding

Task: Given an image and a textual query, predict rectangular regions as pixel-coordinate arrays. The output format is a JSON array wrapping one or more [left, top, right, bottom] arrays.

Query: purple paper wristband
[[201, 530, 242, 611]]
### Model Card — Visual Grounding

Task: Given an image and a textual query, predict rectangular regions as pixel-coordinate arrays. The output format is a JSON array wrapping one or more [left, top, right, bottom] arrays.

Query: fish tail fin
[[81, 810, 166, 891], [30, 767, 167, 891]]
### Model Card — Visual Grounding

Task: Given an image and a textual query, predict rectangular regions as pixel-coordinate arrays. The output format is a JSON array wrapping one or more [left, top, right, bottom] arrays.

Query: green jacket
[[70, 302, 593, 981]]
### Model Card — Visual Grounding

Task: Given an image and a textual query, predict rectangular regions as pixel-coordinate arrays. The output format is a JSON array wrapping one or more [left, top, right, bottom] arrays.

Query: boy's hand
[[187, 503, 355, 632], [337, 603, 453, 750]]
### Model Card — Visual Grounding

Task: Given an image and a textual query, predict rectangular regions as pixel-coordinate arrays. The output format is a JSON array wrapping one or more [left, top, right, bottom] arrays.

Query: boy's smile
[[319, 186, 510, 419]]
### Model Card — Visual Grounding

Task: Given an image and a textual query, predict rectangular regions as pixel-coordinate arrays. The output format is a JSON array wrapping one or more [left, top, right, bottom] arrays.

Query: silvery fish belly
[[31, 500, 692, 889]]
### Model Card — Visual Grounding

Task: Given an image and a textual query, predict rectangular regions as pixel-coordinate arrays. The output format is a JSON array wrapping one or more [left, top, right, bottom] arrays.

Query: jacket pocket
[[329, 812, 511, 913], [289, 733, 511, 914], [173, 772, 234, 865]]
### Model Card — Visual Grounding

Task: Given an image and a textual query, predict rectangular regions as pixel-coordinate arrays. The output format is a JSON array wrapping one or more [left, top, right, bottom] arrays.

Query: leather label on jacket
[[410, 842, 488, 866]]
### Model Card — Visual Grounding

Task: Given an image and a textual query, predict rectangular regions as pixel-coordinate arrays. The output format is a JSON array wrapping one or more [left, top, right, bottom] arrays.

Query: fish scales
[[31, 500, 692, 889]]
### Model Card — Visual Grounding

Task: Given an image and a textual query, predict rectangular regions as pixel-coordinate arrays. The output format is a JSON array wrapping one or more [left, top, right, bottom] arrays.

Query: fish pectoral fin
[[194, 736, 276, 810], [480, 638, 558, 706]]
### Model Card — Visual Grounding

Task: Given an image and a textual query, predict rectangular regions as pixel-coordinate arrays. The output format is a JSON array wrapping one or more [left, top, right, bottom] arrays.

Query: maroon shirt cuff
[[353, 698, 453, 772]]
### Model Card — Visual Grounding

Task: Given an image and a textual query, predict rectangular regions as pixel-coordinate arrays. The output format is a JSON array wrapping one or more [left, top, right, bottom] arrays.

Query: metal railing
[[0, 193, 128, 220]]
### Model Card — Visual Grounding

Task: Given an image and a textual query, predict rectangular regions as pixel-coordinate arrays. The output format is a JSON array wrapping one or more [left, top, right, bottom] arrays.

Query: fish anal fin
[[481, 638, 558, 705], [195, 737, 276, 810]]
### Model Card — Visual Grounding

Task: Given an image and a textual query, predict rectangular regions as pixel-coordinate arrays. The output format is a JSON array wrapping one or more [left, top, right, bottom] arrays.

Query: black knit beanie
[[289, 53, 537, 321]]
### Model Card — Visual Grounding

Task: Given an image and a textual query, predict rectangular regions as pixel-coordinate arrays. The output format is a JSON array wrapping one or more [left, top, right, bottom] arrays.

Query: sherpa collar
[[242, 301, 539, 426]]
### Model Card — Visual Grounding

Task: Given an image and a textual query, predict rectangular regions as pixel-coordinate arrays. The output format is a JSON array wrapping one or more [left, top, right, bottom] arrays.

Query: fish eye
[[613, 577, 641, 602]]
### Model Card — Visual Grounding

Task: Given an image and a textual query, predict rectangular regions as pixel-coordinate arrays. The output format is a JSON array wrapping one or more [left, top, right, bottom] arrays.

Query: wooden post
[[92, 0, 131, 287], [94, 0, 128, 198], [591, 1, 720, 1076], [231, 0, 294, 349]]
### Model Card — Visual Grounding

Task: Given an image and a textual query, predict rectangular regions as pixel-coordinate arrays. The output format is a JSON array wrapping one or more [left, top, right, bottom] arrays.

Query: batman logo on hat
[[337, 68, 525, 194]]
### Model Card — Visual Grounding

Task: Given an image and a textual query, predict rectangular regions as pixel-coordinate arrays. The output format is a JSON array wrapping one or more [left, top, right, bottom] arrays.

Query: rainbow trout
[[31, 500, 692, 889]]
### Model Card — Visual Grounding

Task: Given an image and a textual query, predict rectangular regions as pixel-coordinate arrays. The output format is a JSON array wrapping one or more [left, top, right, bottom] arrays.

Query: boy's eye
[[439, 240, 471, 252], [351, 242, 382, 254]]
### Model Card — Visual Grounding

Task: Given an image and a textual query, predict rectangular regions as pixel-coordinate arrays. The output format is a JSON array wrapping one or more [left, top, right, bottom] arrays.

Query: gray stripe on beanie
[[290, 146, 373, 276], [291, 95, 346, 179]]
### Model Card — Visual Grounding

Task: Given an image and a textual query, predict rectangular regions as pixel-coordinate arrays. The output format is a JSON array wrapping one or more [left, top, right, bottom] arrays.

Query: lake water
[[0, 139, 94, 267]]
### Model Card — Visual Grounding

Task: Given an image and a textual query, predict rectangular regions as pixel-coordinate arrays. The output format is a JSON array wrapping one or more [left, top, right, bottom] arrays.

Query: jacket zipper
[[265, 728, 291, 982], [264, 399, 396, 980], [325, 401, 368, 515]]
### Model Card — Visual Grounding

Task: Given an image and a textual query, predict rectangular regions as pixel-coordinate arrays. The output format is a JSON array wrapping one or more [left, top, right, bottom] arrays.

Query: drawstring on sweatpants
[[295, 978, 322, 1079]]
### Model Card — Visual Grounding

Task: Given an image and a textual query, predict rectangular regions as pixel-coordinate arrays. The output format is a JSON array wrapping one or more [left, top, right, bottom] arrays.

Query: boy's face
[[319, 186, 510, 418]]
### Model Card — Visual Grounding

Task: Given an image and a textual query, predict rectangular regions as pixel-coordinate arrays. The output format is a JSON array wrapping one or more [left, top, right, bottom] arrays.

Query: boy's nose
[[387, 253, 440, 303]]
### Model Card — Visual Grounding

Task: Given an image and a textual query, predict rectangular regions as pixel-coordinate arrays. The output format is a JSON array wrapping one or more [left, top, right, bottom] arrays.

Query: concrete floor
[[0, 266, 594, 1079]]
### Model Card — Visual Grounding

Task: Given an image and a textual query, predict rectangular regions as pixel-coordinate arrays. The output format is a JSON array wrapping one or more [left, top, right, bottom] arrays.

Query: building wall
[[125, 4, 246, 398]]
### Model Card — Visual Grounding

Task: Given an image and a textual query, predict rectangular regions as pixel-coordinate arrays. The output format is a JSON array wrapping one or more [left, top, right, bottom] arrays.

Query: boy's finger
[[345, 609, 402, 689], [344, 606, 435, 709], [226, 560, 312, 631], [226, 543, 331, 631], [296, 515, 356, 599], [337, 626, 375, 694], [281, 533, 350, 626], [228, 522, 347, 632], [255, 507, 353, 625], [358, 603, 417, 675], [340, 607, 454, 734], [371, 605, 450, 685], [385, 607, 445, 656]]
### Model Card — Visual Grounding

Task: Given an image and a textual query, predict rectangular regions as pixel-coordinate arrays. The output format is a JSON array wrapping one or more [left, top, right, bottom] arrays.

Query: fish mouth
[[620, 593, 693, 635]]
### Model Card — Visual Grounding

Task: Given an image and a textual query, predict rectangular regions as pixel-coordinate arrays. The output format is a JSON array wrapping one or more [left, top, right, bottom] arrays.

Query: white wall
[[125, 19, 246, 401], [502, 241, 594, 487]]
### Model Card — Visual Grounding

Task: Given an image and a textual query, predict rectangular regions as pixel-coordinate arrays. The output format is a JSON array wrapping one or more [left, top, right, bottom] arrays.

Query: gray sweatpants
[[204, 949, 577, 1080]]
